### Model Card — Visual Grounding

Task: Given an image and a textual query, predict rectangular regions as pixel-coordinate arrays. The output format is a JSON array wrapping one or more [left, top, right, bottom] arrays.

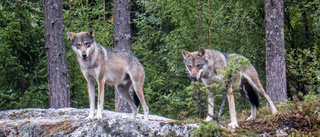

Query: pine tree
[[265, 0, 287, 104], [113, 0, 132, 112], [44, 0, 70, 108], [0, 0, 48, 110]]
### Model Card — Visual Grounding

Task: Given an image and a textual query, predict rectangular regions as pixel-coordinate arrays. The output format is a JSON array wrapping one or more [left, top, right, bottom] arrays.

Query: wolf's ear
[[87, 28, 94, 38], [67, 32, 76, 40], [182, 49, 191, 59], [198, 47, 205, 56]]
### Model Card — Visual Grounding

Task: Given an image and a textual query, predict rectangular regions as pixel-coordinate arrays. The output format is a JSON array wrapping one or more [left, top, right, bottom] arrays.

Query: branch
[[216, 80, 230, 125]]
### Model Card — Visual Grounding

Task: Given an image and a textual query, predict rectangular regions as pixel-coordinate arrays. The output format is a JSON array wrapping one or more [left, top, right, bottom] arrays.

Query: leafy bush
[[191, 121, 222, 137], [286, 46, 320, 99]]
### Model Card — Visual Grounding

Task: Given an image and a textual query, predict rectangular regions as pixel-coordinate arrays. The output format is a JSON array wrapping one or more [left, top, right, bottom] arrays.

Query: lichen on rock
[[0, 108, 198, 137]]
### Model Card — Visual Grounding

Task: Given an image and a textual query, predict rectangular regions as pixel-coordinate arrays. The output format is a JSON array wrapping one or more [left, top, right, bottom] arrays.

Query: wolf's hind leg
[[116, 81, 139, 119], [247, 75, 278, 114], [130, 72, 149, 120], [247, 103, 256, 120], [133, 85, 149, 120], [241, 81, 258, 120], [257, 86, 278, 114]]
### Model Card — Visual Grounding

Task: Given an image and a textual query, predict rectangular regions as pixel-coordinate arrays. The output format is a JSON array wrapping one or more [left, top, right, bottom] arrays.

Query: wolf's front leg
[[95, 79, 105, 119], [205, 93, 214, 121], [227, 87, 238, 128], [85, 80, 95, 120]]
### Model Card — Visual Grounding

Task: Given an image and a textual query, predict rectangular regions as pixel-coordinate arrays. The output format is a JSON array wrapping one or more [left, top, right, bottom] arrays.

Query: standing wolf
[[67, 28, 149, 120], [182, 47, 277, 128]]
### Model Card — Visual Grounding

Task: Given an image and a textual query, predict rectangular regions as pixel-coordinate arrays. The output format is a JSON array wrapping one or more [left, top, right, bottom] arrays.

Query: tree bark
[[103, 0, 106, 29], [113, 0, 132, 112], [44, 0, 70, 108], [265, 0, 287, 105], [69, 0, 72, 27]]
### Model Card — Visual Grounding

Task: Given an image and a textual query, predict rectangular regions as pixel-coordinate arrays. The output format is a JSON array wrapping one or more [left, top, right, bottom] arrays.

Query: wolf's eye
[[76, 44, 80, 49], [187, 65, 192, 69], [197, 64, 202, 68], [84, 42, 91, 47]]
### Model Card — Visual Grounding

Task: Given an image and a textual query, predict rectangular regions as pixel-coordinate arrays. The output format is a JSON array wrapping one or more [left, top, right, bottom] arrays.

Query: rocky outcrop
[[0, 108, 198, 137]]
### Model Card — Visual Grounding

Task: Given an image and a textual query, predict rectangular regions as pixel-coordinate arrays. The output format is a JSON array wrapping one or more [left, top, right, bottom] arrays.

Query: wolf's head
[[67, 28, 96, 62], [182, 47, 208, 82]]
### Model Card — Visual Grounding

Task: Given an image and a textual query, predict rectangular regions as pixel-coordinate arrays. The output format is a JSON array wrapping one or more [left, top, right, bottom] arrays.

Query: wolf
[[67, 28, 149, 120], [182, 47, 278, 128]]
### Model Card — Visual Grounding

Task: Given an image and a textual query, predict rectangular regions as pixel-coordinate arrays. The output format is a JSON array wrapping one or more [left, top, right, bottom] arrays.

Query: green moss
[[40, 121, 79, 136], [167, 130, 182, 137], [160, 120, 196, 127], [58, 111, 66, 115], [9, 110, 32, 117]]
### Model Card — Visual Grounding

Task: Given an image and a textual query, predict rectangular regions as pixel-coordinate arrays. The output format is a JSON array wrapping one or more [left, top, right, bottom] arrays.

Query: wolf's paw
[[144, 115, 149, 121], [246, 115, 256, 120], [85, 116, 94, 120], [94, 115, 102, 120], [204, 116, 213, 121], [228, 122, 239, 129]]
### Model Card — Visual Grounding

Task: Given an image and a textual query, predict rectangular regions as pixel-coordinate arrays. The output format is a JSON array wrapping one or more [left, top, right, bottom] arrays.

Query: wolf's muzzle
[[191, 75, 198, 82], [82, 53, 88, 61], [82, 53, 87, 58]]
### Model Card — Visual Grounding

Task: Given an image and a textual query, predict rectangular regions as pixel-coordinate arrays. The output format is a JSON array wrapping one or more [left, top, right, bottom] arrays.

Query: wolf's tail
[[245, 82, 259, 108], [133, 92, 140, 108]]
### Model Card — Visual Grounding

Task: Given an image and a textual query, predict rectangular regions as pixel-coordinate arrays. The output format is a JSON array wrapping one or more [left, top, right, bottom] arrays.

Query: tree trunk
[[265, 0, 287, 105], [69, 0, 72, 27], [113, 0, 132, 113], [197, 0, 203, 46], [44, 0, 70, 108], [103, 0, 106, 29]]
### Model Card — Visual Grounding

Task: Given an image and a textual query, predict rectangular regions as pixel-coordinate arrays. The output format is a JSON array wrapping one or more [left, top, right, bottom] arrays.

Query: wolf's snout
[[82, 53, 88, 62], [191, 75, 198, 81], [82, 53, 87, 58]]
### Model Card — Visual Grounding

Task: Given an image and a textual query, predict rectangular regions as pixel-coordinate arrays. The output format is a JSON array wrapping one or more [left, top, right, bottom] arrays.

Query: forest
[[0, 0, 320, 136]]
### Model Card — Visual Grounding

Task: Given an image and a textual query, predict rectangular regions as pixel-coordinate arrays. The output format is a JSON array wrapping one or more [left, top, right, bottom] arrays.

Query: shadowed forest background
[[0, 0, 319, 126]]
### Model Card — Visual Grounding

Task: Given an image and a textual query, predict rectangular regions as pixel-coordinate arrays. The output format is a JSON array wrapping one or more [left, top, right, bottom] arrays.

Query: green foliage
[[217, 54, 251, 86], [186, 82, 209, 119], [286, 46, 320, 99], [191, 121, 222, 137], [0, 1, 48, 110], [284, 0, 320, 99]]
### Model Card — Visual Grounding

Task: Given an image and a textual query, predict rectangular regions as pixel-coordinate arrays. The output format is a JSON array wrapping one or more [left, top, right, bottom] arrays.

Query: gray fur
[[67, 28, 149, 120], [182, 47, 278, 128]]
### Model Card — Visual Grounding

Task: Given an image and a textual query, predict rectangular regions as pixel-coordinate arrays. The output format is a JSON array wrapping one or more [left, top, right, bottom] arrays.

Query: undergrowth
[[190, 94, 320, 136], [236, 94, 320, 136], [190, 121, 225, 137]]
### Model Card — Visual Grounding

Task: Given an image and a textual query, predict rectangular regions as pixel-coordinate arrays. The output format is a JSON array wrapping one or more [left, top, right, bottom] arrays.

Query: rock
[[0, 108, 198, 137]]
